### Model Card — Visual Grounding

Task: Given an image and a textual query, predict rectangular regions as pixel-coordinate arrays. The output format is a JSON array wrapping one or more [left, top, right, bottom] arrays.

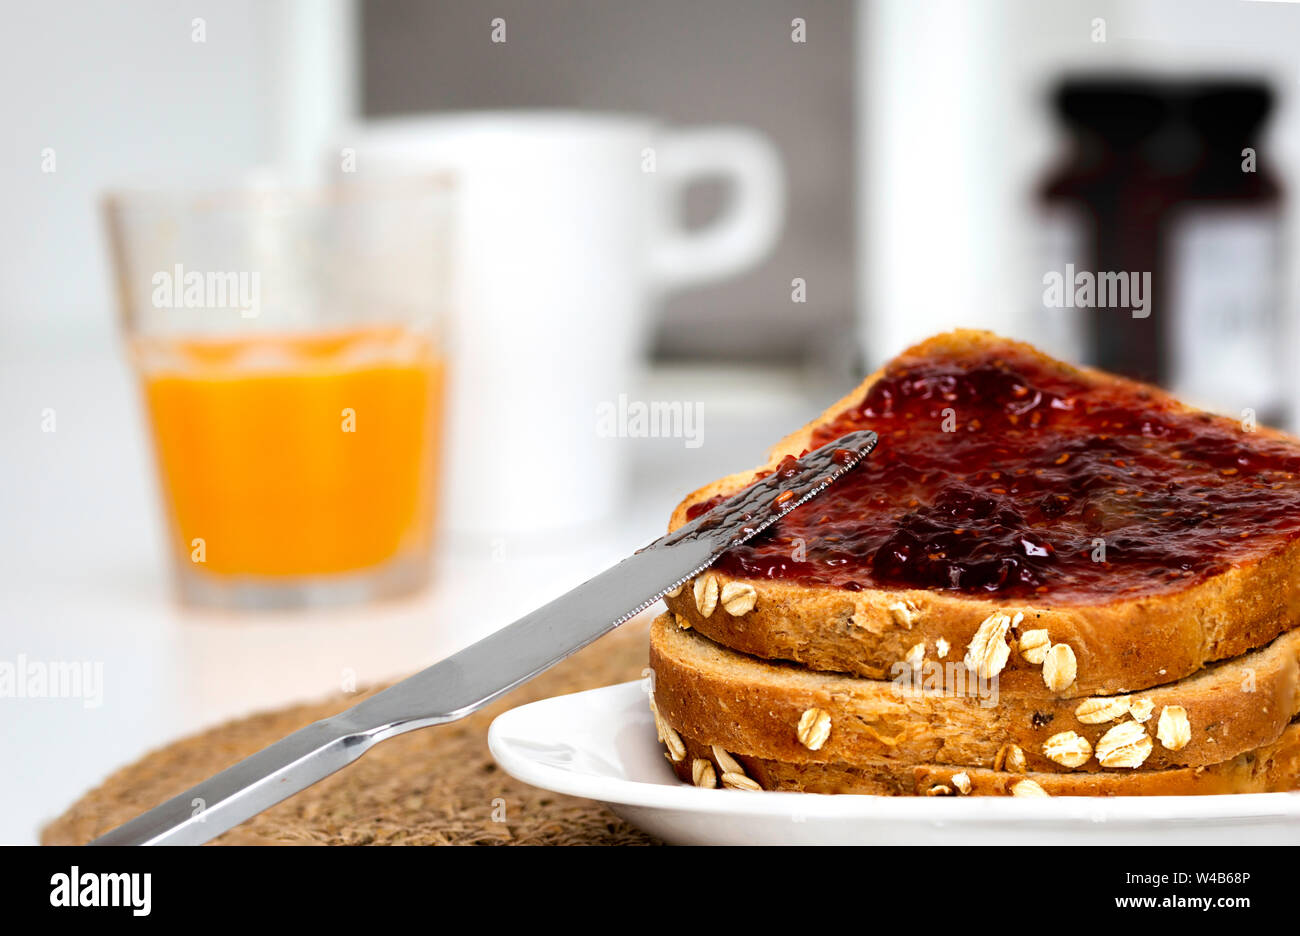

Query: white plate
[[488, 680, 1300, 845]]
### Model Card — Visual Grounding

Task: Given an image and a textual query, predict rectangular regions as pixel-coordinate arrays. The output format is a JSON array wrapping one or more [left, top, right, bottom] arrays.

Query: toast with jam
[[663, 330, 1300, 698]]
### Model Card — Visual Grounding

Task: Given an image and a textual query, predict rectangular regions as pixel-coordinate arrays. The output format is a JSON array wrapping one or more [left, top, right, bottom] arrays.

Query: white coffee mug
[[342, 111, 784, 539]]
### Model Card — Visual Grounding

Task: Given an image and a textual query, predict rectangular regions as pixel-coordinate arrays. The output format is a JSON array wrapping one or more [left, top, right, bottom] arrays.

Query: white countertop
[[0, 340, 827, 844]]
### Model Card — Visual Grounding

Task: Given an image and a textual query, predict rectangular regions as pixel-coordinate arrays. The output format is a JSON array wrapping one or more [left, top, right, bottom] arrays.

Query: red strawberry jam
[[685, 345, 1300, 602]]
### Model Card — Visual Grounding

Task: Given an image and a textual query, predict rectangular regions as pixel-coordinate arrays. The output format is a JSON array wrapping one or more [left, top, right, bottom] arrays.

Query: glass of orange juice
[[105, 178, 453, 609]]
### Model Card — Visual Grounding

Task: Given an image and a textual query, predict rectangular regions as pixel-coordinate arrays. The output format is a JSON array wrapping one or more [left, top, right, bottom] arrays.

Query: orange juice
[[135, 327, 444, 579]]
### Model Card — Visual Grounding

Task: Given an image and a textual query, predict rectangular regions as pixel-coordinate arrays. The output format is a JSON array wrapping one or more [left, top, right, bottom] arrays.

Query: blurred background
[[4, 0, 1300, 842]]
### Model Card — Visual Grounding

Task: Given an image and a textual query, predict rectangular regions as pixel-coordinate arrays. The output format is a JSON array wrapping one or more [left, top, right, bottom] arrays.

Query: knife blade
[[91, 428, 877, 845]]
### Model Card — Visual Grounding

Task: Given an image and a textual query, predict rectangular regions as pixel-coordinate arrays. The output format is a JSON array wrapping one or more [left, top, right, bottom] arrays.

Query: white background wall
[[0, 0, 353, 351], [10, 0, 1300, 362]]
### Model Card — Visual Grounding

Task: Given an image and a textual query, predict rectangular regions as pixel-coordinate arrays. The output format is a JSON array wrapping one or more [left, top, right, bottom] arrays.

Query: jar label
[[1168, 207, 1281, 419]]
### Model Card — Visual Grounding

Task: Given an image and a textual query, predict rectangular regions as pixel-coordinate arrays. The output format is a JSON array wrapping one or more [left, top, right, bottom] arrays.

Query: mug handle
[[649, 126, 785, 294]]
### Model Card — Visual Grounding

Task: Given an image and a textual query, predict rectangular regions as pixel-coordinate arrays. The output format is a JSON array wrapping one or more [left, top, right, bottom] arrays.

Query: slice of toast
[[649, 615, 1300, 774], [666, 720, 1300, 796], [663, 330, 1300, 697]]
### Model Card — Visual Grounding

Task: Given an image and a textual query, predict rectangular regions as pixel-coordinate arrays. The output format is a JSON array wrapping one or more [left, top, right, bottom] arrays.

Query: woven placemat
[[42, 619, 659, 845]]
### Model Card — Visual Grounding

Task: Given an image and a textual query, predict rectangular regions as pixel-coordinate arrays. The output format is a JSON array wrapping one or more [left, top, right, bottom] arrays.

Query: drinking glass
[[105, 177, 453, 609]]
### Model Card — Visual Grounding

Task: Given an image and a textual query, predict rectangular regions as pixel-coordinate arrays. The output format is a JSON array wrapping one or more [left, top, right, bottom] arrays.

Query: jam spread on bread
[[686, 346, 1300, 602]]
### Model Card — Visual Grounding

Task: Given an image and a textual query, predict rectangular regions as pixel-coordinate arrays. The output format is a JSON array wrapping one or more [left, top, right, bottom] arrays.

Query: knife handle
[[89, 710, 390, 846]]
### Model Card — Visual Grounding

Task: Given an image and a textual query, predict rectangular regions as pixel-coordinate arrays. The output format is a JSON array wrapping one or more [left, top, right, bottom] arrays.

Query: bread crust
[[649, 614, 1300, 774], [668, 721, 1300, 796], [664, 329, 1300, 697]]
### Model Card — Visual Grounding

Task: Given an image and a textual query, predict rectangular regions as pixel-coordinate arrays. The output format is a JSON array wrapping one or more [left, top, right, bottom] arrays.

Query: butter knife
[[91, 428, 877, 845]]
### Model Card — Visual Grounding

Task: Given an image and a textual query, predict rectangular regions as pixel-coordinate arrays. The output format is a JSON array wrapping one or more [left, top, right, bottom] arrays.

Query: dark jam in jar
[[685, 345, 1300, 603]]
